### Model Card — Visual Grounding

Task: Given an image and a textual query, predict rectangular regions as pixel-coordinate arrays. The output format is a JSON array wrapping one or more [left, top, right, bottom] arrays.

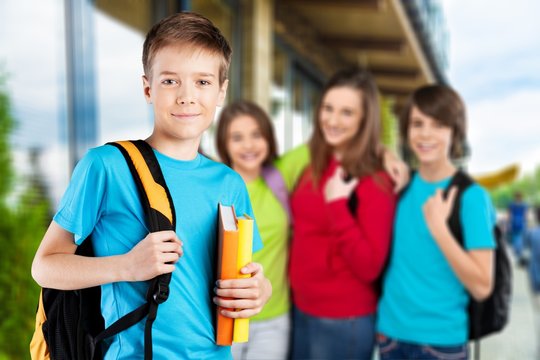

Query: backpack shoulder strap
[[98, 140, 176, 360], [109, 140, 176, 231], [445, 169, 475, 247], [261, 165, 291, 223]]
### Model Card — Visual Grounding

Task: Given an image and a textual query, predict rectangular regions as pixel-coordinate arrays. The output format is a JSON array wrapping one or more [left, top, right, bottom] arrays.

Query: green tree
[[0, 76, 50, 359], [490, 165, 540, 210]]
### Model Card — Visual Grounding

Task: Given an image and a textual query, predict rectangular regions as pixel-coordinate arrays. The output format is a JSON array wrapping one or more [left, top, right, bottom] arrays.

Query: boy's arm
[[423, 187, 495, 301], [213, 262, 272, 318], [32, 221, 183, 290]]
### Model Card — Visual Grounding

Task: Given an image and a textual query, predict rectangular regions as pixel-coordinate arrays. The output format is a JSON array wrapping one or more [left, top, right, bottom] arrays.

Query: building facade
[[0, 0, 448, 208]]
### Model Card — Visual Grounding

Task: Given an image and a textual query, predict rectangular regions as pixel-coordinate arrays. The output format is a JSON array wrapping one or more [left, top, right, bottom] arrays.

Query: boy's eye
[[198, 80, 211, 86], [162, 79, 177, 85], [411, 119, 423, 127]]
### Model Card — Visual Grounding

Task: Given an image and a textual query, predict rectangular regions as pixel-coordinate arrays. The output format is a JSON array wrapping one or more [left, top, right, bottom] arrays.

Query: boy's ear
[[217, 79, 229, 107], [142, 75, 152, 103]]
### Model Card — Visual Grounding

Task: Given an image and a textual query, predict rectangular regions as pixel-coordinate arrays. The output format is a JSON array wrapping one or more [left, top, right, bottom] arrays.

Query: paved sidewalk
[[475, 255, 539, 360]]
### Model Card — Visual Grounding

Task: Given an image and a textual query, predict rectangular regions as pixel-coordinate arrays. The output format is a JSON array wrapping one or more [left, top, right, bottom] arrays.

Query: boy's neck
[[145, 134, 200, 161], [418, 159, 456, 182]]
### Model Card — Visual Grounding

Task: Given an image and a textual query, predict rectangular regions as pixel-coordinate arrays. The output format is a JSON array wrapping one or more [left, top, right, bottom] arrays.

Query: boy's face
[[143, 45, 228, 144], [408, 105, 453, 166]]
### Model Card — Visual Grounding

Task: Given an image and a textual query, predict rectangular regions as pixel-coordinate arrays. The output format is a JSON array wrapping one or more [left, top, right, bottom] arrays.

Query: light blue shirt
[[376, 172, 496, 345], [54, 144, 262, 360]]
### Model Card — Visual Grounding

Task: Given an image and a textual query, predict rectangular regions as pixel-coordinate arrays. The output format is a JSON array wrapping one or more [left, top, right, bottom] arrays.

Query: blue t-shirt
[[54, 144, 262, 360], [376, 172, 496, 345], [508, 202, 527, 233]]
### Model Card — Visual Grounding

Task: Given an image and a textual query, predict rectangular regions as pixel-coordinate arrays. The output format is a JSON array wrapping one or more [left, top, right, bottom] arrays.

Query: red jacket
[[289, 159, 396, 317]]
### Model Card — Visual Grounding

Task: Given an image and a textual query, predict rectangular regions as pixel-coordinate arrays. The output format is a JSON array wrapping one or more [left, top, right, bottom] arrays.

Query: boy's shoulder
[[72, 144, 125, 174], [84, 143, 125, 162]]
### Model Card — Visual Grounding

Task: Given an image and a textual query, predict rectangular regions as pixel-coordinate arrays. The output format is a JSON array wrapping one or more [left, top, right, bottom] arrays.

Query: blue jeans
[[291, 306, 375, 360], [512, 231, 525, 259], [377, 334, 468, 360]]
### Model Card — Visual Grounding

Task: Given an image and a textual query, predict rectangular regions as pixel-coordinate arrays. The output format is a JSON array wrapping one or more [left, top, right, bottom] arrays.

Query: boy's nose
[[176, 86, 196, 105]]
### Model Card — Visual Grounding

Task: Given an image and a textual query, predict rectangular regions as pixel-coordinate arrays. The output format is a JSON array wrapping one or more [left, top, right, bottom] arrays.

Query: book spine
[[216, 229, 239, 345], [233, 218, 253, 343]]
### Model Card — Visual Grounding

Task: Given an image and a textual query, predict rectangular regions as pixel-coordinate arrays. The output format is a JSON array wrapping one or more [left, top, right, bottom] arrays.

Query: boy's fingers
[[218, 308, 260, 319], [161, 252, 180, 263], [240, 262, 263, 275], [213, 297, 263, 312], [214, 286, 260, 299], [217, 277, 259, 289], [446, 186, 458, 206]]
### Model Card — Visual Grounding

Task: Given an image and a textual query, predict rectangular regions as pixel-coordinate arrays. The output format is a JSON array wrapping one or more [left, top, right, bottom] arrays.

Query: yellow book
[[233, 215, 253, 343]]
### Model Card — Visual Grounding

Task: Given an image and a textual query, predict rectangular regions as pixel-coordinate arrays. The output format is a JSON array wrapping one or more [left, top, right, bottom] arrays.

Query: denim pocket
[[422, 344, 467, 360], [376, 334, 397, 354]]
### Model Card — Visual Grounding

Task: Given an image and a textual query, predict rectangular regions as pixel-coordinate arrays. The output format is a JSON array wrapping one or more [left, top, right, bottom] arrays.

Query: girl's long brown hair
[[309, 67, 383, 184]]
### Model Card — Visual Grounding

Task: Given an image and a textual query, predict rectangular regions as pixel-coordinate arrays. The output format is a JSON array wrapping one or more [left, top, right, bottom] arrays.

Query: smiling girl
[[216, 100, 309, 360], [288, 67, 396, 360]]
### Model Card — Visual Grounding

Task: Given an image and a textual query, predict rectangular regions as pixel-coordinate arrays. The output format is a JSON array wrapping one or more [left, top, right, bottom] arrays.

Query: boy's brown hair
[[309, 67, 383, 183], [216, 100, 278, 167], [400, 84, 467, 159], [142, 12, 232, 85]]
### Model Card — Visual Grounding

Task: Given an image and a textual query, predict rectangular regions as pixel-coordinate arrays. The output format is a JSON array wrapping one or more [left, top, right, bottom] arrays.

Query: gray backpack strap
[[261, 165, 291, 224]]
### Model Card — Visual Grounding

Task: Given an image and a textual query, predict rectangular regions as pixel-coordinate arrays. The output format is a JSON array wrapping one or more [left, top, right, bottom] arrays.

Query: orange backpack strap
[[29, 291, 50, 360]]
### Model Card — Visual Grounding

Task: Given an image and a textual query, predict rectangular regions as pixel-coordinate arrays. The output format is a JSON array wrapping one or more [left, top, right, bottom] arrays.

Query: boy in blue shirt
[[31, 12, 271, 359], [376, 85, 495, 360]]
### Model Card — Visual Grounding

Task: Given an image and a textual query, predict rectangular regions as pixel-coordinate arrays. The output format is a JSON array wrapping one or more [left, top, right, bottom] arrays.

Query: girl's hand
[[324, 166, 358, 202], [423, 187, 458, 237], [382, 148, 410, 193]]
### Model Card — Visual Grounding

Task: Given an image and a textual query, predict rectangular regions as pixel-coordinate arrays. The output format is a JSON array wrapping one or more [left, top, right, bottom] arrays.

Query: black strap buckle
[[153, 283, 169, 304]]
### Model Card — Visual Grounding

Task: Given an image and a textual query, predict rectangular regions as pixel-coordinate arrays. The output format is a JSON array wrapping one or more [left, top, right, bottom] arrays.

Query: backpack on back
[[444, 170, 512, 341], [30, 140, 176, 360]]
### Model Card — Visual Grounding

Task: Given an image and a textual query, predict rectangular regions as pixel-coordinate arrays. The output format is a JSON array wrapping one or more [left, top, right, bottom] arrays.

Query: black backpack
[[30, 140, 176, 360], [444, 170, 512, 341]]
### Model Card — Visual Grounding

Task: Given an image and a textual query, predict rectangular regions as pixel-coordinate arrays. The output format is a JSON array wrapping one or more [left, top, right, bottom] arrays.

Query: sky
[[441, 0, 540, 177]]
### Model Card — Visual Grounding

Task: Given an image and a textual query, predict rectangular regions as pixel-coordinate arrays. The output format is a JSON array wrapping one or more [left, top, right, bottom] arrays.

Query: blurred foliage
[[0, 76, 50, 359], [380, 95, 399, 153], [490, 166, 540, 209]]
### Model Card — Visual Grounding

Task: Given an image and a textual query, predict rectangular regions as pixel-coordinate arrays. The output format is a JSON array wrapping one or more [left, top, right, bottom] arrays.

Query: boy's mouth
[[172, 113, 200, 119]]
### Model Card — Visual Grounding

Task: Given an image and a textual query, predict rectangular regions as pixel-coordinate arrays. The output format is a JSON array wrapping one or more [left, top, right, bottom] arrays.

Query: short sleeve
[[53, 149, 108, 244], [229, 174, 263, 253], [460, 184, 496, 250], [274, 144, 310, 191]]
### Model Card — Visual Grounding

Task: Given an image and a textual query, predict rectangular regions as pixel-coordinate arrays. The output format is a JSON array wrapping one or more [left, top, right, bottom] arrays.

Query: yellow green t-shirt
[[249, 144, 309, 321]]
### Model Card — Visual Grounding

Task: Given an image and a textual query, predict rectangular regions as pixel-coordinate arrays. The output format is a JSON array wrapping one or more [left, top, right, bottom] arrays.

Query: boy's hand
[[213, 262, 272, 318], [324, 167, 358, 202], [423, 187, 458, 238], [124, 230, 183, 281]]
